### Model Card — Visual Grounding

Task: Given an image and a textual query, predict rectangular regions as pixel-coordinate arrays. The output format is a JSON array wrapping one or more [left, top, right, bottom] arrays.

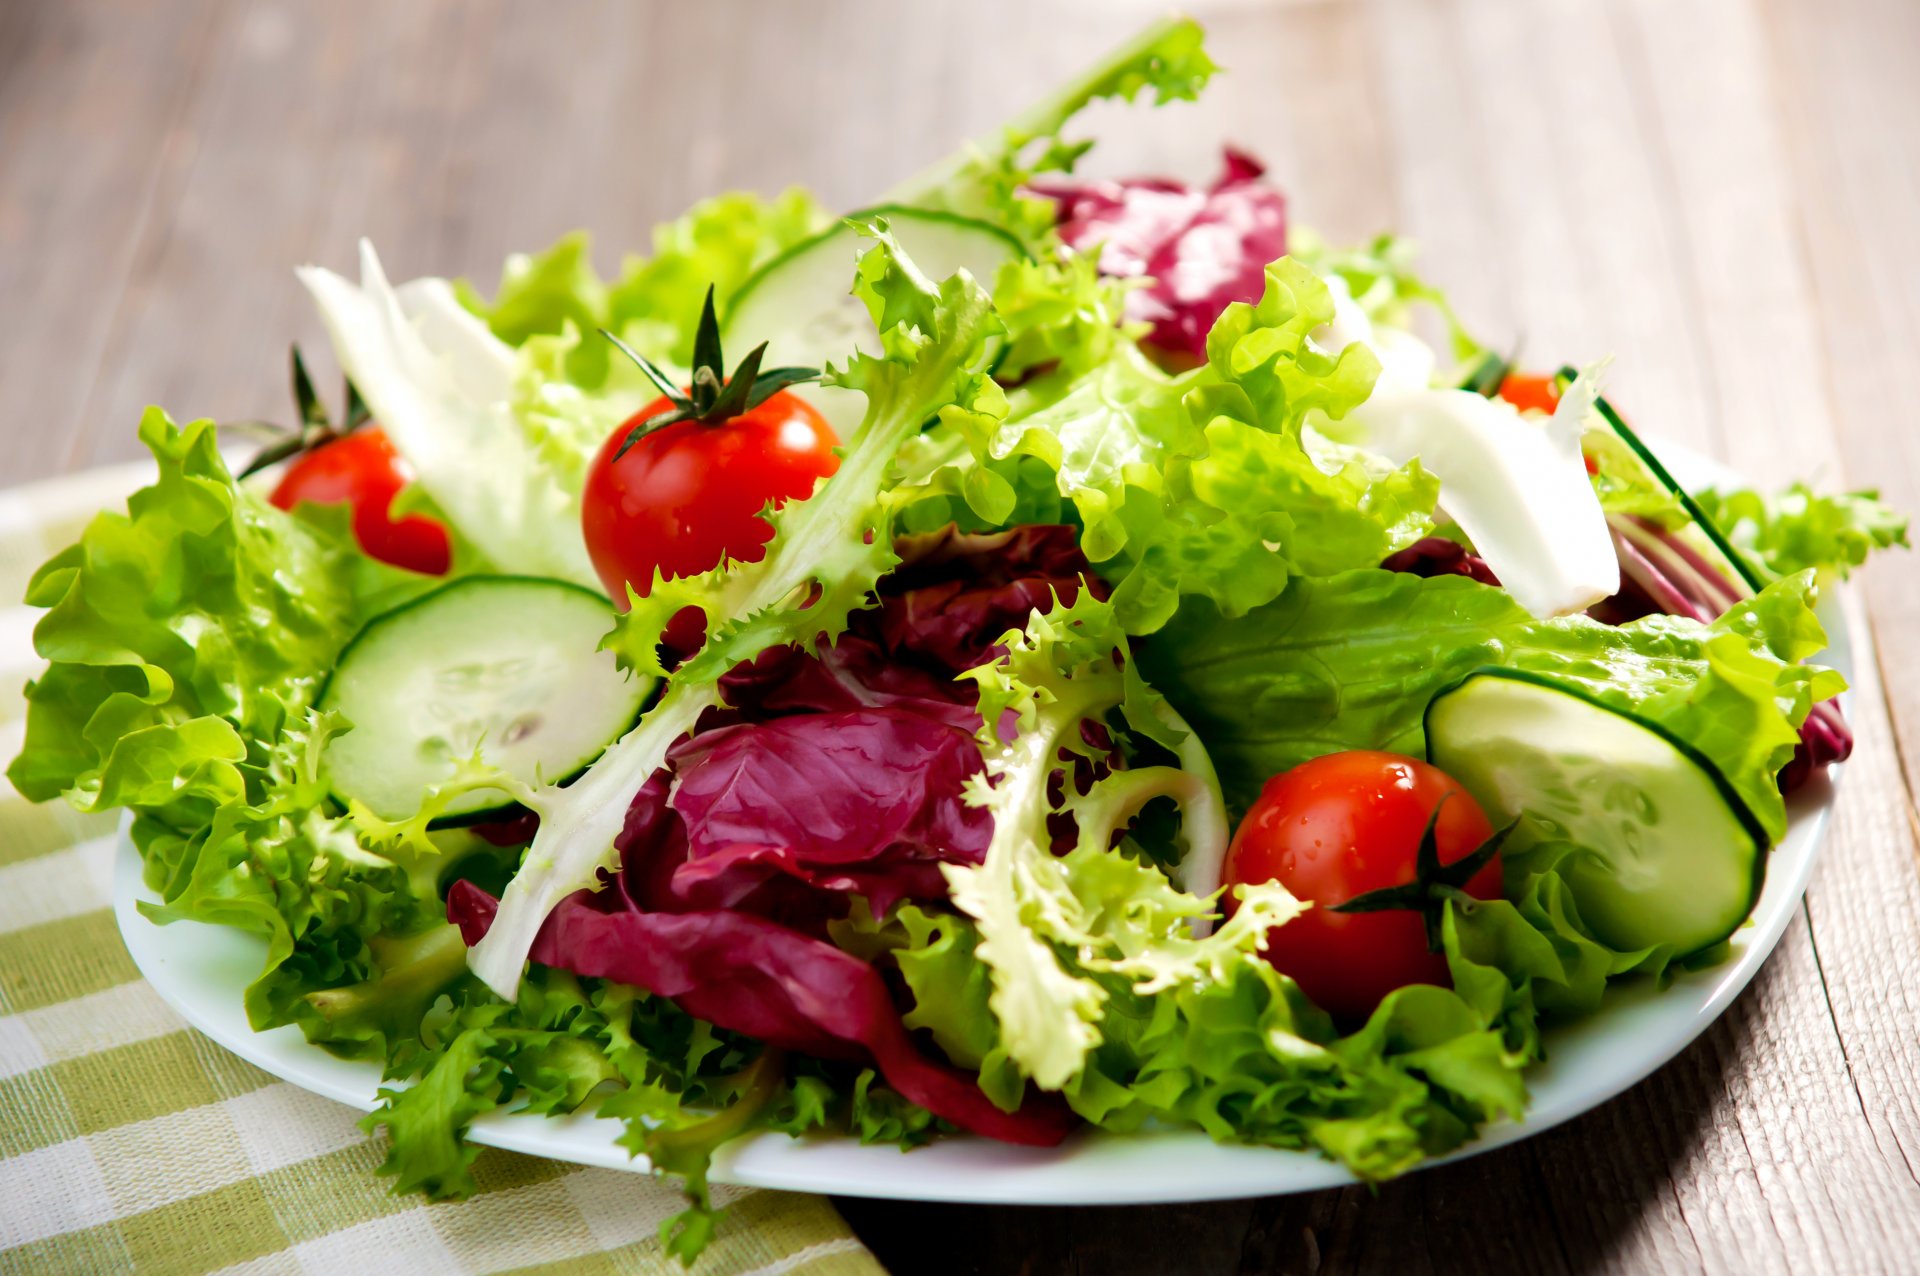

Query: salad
[[9, 15, 1907, 1264]]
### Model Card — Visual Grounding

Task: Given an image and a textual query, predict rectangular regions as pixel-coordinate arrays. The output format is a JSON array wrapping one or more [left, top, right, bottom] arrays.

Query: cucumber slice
[[318, 576, 653, 823], [722, 206, 1025, 430], [1425, 667, 1767, 955], [1555, 364, 1763, 596], [1457, 350, 1512, 398]]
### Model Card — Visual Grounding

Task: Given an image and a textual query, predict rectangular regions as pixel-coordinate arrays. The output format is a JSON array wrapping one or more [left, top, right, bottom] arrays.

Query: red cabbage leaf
[[1035, 147, 1287, 363]]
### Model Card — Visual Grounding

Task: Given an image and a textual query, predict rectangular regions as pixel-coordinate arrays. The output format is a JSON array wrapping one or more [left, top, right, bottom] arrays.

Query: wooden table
[[5, 1, 1917, 1270]]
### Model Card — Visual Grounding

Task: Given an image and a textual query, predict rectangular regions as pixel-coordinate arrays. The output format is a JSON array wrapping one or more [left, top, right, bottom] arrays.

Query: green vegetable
[[455, 189, 830, 379], [918, 257, 1427, 632], [1695, 482, 1910, 580], [1426, 668, 1767, 955], [883, 14, 1216, 242], [6, 412, 447, 1038], [941, 589, 1293, 1090], [868, 835, 1678, 1182], [315, 575, 654, 823], [362, 970, 772, 1259], [466, 219, 1013, 999], [356, 964, 944, 1260], [1140, 568, 1841, 841], [9, 412, 354, 808]]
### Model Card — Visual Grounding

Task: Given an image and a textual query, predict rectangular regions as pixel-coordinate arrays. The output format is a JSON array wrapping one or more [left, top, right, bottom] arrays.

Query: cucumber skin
[[315, 574, 654, 829], [1423, 664, 1770, 958], [1555, 364, 1765, 595], [721, 206, 1026, 388], [722, 204, 1028, 325]]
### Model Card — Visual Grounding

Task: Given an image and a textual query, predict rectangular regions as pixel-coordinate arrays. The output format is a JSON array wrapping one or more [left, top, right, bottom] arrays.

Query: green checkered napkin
[[0, 465, 882, 1276]]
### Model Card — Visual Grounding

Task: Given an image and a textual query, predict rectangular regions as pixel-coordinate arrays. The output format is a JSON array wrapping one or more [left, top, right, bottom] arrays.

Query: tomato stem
[[1330, 797, 1517, 951], [234, 344, 374, 479], [600, 285, 820, 461]]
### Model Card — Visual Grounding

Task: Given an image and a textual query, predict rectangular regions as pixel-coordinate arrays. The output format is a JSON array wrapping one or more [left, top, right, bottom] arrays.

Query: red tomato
[[1224, 750, 1503, 1021], [270, 428, 450, 575], [1496, 372, 1561, 415], [582, 390, 840, 650]]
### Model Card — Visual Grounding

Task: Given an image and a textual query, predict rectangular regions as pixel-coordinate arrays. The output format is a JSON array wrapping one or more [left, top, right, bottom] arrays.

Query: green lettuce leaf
[[1140, 568, 1838, 841], [927, 257, 1425, 633], [883, 15, 1216, 242], [361, 969, 778, 1260], [9, 411, 355, 807], [455, 190, 830, 378], [361, 965, 941, 1261], [1695, 482, 1909, 580], [6, 412, 452, 1042]]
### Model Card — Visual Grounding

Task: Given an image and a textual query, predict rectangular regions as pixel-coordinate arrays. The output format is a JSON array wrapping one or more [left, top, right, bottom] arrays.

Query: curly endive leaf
[[468, 221, 1009, 999]]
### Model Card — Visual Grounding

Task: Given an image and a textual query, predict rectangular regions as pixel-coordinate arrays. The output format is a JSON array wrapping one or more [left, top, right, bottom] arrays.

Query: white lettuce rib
[[1343, 378, 1619, 617], [1311, 274, 1618, 617], [297, 240, 599, 590]]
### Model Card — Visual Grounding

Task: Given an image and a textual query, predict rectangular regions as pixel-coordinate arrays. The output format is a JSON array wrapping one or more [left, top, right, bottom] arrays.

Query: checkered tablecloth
[[0, 462, 882, 1275]]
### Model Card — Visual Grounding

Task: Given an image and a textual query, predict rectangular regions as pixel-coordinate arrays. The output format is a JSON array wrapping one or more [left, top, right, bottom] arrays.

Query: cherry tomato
[[1224, 750, 1502, 1021], [582, 390, 839, 650], [270, 428, 450, 575], [1496, 372, 1561, 415]]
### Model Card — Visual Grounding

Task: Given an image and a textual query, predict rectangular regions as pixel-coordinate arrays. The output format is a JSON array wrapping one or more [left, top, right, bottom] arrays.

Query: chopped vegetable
[[1323, 368, 1619, 618], [1036, 147, 1287, 364], [465, 221, 1011, 1000]]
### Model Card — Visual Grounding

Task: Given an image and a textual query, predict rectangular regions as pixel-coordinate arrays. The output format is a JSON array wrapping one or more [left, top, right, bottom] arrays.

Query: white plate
[[112, 442, 1849, 1206]]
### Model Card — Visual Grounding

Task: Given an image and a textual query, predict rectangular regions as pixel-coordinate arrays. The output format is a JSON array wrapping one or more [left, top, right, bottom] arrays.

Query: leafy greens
[[465, 221, 1010, 998]]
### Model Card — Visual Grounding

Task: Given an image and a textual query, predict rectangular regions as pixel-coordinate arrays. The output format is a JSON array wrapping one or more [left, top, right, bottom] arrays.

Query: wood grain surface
[[4, 1, 1916, 1271]]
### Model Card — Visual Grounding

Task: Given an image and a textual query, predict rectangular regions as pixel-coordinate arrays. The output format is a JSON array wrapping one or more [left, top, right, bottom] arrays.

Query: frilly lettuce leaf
[[1695, 482, 1909, 580], [1141, 567, 1838, 841], [940, 589, 1293, 1090], [992, 250, 1139, 387], [1118, 255, 1427, 629], [5, 413, 454, 1041], [871, 836, 1679, 1181], [8, 411, 353, 809], [362, 969, 776, 1260], [884, 14, 1216, 242], [359, 965, 946, 1258]]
